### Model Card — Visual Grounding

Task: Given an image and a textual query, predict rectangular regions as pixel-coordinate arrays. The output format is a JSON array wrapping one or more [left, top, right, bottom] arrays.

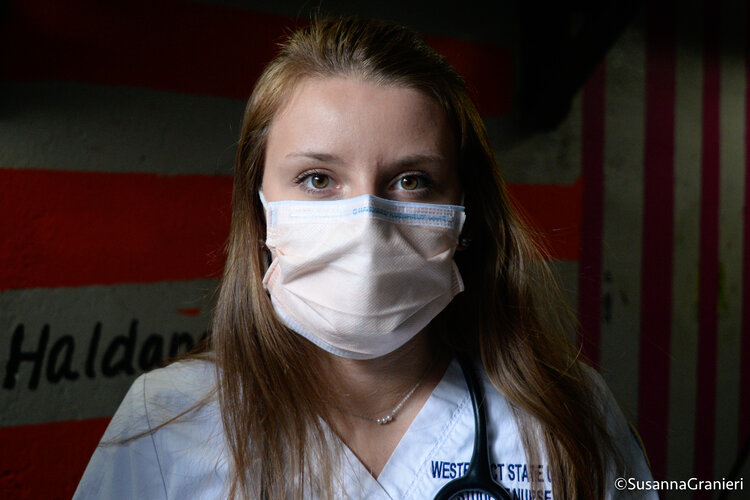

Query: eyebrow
[[285, 152, 448, 168], [390, 154, 449, 169], [285, 152, 344, 164]]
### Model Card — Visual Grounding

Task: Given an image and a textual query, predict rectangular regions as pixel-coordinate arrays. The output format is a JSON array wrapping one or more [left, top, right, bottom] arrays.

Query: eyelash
[[393, 172, 433, 194], [293, 169, 332, 194], [292, 170, 435, 196]]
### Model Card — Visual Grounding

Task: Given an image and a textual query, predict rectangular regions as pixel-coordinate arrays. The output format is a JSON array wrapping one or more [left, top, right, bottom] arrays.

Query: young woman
[[76, 17, 653, 499]]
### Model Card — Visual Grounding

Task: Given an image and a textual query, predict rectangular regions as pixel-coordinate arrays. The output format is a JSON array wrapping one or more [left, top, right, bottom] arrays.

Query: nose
[[343, 169, 387, 199]]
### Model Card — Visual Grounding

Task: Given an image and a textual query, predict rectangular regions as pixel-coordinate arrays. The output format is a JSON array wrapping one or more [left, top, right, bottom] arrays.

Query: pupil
[[312, 175, 328, 188]]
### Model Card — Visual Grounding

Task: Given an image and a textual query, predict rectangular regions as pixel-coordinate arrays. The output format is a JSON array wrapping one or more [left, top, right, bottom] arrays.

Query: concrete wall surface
[[0, 0, 748, 498]]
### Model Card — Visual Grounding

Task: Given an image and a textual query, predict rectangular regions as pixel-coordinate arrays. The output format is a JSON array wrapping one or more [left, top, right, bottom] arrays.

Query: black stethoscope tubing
[[432, 355, 513, 500]]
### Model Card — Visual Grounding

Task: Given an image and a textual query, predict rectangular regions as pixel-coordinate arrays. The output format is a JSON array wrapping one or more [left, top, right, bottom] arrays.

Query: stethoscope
[[432, 355, 513, 500]]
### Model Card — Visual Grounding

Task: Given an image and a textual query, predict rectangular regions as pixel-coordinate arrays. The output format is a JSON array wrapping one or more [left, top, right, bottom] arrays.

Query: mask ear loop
[[457, 193, 472, 250], [257, 190, 273, 270], [261, 244, 273, 271]]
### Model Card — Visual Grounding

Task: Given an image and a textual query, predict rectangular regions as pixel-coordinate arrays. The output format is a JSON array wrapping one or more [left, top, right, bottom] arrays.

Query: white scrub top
[[74, 359, 655, 499]]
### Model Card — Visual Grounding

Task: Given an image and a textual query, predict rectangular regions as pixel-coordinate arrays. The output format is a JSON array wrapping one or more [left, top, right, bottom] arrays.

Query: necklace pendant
[[377, 415, 393, 425]]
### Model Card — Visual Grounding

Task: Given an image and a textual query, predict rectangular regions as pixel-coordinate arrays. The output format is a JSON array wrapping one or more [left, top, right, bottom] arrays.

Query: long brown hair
[[211, 17, 616, 499]]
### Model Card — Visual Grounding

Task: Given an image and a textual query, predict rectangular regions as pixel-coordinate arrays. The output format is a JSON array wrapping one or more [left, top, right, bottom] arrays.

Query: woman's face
[[262, 77, 461, 204]]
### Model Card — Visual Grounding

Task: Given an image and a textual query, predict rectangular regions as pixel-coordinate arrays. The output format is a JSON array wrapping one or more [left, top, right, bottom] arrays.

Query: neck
[[319, 329, 448, 419]]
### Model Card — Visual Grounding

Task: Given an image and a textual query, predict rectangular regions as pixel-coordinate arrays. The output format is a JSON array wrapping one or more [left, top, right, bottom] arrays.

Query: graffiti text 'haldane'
[[3, 320, 206, 390]]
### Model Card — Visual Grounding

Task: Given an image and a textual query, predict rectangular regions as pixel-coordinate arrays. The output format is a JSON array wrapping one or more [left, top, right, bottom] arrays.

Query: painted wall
[[0, 0, 747, 498]]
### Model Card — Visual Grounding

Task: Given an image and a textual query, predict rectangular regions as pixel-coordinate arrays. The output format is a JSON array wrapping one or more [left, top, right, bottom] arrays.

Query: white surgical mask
[[260, 193, 465, 359]]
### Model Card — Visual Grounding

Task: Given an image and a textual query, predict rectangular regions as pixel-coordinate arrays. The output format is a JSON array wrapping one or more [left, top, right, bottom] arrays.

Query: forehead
[[265, 77, 455, 162], [275, 76, 442, 119]]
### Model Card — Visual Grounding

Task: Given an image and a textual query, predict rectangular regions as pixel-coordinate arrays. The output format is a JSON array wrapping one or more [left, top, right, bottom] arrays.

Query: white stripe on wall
[[714, 0, 747, 479], [0, 82, 244, 175], [492, 92, 583, 186], [600, 18, 646, 419], [0, 279, 217, 426], [667, 0, 703, 483]]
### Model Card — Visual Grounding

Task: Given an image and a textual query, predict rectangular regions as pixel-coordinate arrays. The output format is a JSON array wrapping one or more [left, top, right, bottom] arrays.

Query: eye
[[396, 174, 429, 191], [294, 171, 332, 191]]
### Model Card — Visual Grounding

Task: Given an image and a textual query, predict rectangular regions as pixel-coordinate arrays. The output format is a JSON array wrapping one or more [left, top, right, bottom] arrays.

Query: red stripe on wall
[[638, 0, 676, 482], [0, 168, 232, 290], [578, 62, 606, 367], [423, 34, 512, 117], [506, 180, 583, 262], [0, 168, 579, 291], [742, 3, 750, 451], [0, 417, 110, 500], [694, 1, 721, 490], [0, 0, 511, 116], [0, 0, 284, 99]]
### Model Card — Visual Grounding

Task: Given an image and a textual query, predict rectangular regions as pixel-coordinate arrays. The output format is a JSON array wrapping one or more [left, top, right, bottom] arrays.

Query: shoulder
[[580, 364, 642, 451], [74, 359, 225, 500], [477, 361, 655, 498], [139, 359, 218, 422], [581, 364, 656, 497], [102, 359, 217, 439]]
